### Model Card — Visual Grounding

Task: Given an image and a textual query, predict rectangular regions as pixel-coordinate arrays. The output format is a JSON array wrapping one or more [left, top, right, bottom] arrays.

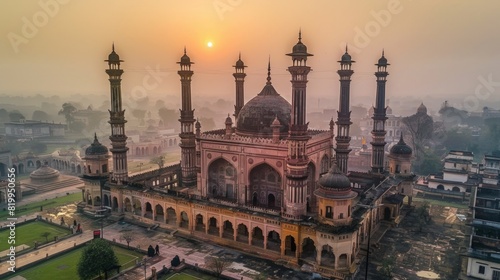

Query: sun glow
[[207, 41, 213, 48]]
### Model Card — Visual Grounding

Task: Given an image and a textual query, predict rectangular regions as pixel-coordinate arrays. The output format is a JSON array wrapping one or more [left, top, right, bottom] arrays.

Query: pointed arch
[[208, 158, 237, 200], [248, 163, 282, 208]]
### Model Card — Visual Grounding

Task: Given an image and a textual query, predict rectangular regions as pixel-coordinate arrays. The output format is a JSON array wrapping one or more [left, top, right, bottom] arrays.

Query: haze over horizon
[[2, 1, 500, 114]]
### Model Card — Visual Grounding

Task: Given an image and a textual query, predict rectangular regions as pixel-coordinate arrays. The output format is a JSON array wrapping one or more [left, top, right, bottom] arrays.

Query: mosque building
[[83, 34, 417, 279]]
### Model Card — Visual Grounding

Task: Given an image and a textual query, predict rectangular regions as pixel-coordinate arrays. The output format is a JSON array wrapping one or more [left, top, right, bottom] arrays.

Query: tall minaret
[[371, 51, 389, 173], [233, 53, 247, 119], [177, 48, 197, 187], [335, 46, 354, 174], [106, 44, 129, 185], [284, 31, 313, 219]]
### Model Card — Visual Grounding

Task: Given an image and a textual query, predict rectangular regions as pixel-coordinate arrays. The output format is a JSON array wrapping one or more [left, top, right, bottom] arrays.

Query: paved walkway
[[102, 223, 256, 280], [1, 230, 94, 276]]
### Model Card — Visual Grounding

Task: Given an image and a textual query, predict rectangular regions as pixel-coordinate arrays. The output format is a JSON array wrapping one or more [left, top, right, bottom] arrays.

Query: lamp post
[[358, 204, 382, 280], [142, 259, 147, 280]]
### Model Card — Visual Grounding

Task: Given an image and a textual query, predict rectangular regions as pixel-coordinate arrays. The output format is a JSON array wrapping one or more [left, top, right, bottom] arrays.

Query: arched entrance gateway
[[208, 158, 237, 200], [249, 164, 281, 209], [301, 237, 316, 261]]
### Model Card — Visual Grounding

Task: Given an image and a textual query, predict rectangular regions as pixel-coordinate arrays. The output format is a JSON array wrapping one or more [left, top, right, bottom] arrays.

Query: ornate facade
[[96, 36, 416, 279]]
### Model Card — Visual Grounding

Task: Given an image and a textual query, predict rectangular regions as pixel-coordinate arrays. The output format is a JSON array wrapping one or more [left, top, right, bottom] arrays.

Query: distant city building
[[5, 120, 65, 138], [416, 150, 478, 201], [465, 154, 500, 279], [72, 105, 107, 125]]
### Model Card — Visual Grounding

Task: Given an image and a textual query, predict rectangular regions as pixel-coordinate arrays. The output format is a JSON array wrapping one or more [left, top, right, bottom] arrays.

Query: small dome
[[235, 55, 245, 68], [85, 134, 108, 156], [377, 55, 388, 66], [318, 164, 351, 190], [287, 31, 313, 58], [341, 52, 352, 62], [377, 51, 389, 66], [30, 162, 60, 181], [195, 119, 201, 129], [417, 103, 427, 114], [107, 44, 120, 62], [390, 135, 412, 156], [225, 114, 233, 125], [271, 116, 281, 126], [180, 53, 191, 64]]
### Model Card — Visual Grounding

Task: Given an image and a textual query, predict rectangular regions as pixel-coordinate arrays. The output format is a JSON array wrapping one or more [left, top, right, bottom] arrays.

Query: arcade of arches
[[106, 190, 358, 271]]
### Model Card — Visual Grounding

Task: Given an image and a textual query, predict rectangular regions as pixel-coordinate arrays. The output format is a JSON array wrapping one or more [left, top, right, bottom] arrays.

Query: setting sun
[[207, 41, 213, 48]]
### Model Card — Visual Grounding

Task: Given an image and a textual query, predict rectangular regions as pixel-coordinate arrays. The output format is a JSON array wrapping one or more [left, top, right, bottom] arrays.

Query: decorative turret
[[371, 50, 389, 173], [388, 134, 413, 176], [83, 133, 110, 179], [177, 48, 197, 187], [271, 116, 281, 143], [284, 31, 313, 220], [335, 45, 354, 174], [225, 114, 233, 139], [314, 164, 357, 226], [105, 44, 128, 185], [233, 53, 247, 119]]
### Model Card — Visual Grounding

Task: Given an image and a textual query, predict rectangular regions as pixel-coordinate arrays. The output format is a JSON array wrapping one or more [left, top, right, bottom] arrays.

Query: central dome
[[236, 85, 291, 138], [236, 63, 291, 138]]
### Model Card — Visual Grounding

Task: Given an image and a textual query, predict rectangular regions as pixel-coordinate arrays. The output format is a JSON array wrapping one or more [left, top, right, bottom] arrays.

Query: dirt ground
[[364, 201, 470, 280]]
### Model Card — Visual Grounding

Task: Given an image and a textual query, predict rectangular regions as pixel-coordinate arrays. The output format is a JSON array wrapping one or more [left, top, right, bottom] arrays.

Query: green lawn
[[10, 245, 144, 280], [0, 192, 81, 220], [409, 196, 469, 209], [166, 273, 202, 280], [0, 221, 70, 251]]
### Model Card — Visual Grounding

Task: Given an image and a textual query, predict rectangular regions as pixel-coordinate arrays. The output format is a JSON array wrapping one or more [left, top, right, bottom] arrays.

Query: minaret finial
[[345, 44, 348, 53], [266, 56, 271, 84], [184, 46, 186, 55], [112, 42, 115, 52], [238, 52, 241, 60], [94, 132, 97, 141], [298, 29, 302, 42], [382, 49, 385, 57]]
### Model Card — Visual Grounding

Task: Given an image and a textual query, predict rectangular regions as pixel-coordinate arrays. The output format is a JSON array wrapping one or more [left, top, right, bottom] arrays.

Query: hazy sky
[[2, 1, 500, 113]]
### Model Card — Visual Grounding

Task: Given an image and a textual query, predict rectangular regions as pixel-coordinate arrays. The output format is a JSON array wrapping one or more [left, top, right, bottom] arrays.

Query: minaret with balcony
[[335, 46, 354, 174], [284, 31, 313, 219], [371, 51, 389, 173], [233, 53, 247, 119], [177, 48, 197, 187], [106, 44, 129, 185]]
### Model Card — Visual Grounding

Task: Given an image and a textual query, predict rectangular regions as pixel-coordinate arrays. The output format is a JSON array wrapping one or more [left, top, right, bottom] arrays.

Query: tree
[[41, 232, 51, 242], [158, 107, 176, 128], [70, 121, 87, 133], [150, 156, 165, 169], [132, 109, 147, 126], [32, 110, 50, 121], [199, 117, 216, 131], [120, 232, 134, 248], [9, 110, 25, 122], [402, 106, 433, 167], [58, 103, 77, 126], [78, 239, 119, 280], [381, 256, 396, 279], [415, 201, 431, 232], [0, 108, 9, 122], [205, 256, 231, 277]]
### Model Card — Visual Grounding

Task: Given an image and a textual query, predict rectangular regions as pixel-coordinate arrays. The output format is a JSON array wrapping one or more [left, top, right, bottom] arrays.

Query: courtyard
[[358, 198, 470, 280]]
